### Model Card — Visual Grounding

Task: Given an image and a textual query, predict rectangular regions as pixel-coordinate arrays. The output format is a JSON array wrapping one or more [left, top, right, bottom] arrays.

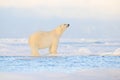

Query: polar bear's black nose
[[67, 24, 70, 27]]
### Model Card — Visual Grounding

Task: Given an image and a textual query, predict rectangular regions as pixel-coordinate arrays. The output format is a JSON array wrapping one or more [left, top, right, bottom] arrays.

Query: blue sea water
[[0, 56, 120, 72], [0, 38, 120, 72]]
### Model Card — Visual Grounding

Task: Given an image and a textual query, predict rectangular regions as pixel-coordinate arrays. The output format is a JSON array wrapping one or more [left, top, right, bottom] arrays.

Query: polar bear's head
[[59, 24, 70, 31], [54, 24, 70, 36]]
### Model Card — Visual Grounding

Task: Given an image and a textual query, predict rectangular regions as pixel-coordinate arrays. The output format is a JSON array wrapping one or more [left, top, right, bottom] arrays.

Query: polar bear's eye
[[64, 24, 66, 26]]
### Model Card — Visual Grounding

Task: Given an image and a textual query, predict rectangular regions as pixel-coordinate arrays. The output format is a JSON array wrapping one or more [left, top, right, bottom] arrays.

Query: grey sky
[[0, 0, 120, 39]]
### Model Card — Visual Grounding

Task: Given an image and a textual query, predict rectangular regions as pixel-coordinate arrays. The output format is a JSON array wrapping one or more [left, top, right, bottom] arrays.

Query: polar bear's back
[[29, 31, 54, 49]]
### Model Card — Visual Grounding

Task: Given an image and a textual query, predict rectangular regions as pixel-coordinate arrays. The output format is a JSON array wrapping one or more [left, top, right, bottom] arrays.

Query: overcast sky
[[0, 0, 120, 39]]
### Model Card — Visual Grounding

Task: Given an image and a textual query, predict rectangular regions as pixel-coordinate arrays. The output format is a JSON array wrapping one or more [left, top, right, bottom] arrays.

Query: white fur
[[29, 24, 69, 56]]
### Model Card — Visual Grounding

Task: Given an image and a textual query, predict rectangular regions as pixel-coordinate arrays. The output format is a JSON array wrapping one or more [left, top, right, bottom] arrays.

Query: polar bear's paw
[[48, 53, 57, 57]]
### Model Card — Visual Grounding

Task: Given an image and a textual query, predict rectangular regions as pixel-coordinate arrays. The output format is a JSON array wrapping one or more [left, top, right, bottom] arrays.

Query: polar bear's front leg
[[49, 45, 57, 54], [31, 48, 40, 57], [49, 40, 58, 55]]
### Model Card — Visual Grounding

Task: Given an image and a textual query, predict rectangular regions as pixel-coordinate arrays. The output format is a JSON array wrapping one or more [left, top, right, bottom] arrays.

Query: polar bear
[[29, 24, 70, 56]]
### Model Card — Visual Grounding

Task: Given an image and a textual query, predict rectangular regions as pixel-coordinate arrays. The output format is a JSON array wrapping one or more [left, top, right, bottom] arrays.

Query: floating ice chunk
[[98, 52, 112, 56], [77, 47, 92, 55], [99, 48, 120, 56], [113, 48, 120, 56], [0, 48, 11, 53]]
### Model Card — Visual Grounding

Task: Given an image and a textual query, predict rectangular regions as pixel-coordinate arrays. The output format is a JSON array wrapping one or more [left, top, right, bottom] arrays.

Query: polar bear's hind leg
[[31, 48, 39, 56]]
